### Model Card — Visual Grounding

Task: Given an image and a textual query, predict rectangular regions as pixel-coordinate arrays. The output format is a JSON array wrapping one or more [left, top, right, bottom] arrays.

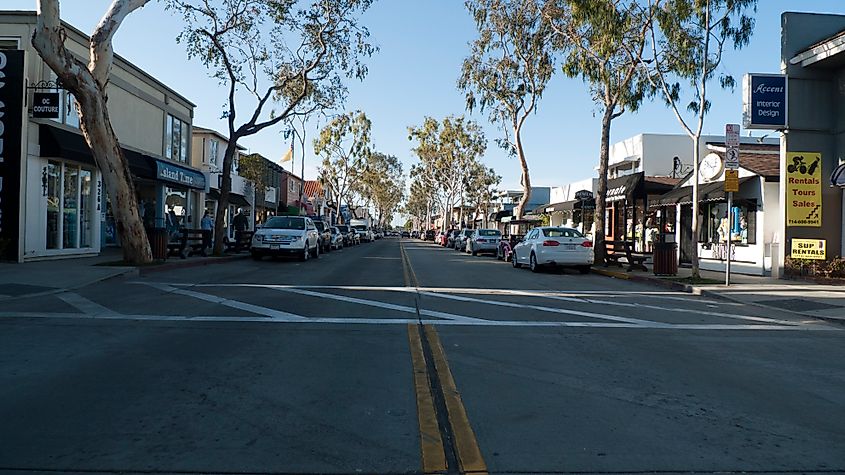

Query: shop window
[[700, 201, 756, 245], [46, 161, 95, 250], [0, 38, 20, 49], [165, 114, 189, 162], [209, 139, 219, 168], [64, 92, 80, 129]]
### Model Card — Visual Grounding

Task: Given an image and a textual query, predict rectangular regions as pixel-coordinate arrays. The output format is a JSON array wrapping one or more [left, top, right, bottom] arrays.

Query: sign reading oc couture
[[0, 50, 25, 261], [743, 73, 787, 129], [155, 159, 206, 190]]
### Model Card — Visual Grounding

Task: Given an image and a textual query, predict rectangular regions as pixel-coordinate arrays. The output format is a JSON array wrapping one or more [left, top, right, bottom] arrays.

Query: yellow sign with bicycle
[[791, 239, 826, 260], [786, 152, 822, 227]]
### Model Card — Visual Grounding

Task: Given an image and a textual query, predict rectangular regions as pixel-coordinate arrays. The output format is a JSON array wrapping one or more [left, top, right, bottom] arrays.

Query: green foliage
[[459, 0, 554, 218], [237, 153, 269, 202], [355, 151, 405, 227], [314, 110, 372, 223]]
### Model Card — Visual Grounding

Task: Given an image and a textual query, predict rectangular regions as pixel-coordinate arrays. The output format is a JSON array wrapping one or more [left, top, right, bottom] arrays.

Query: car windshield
[[543, 228, 583, 238], [478, 229, 501, 237], [463, 230, 473, 236], [263, 216, 305, 230], [352, 225, 367, 231], [313, 221, 326, 232], [330, 227, 339, 234], [336, 225, 349, 233]]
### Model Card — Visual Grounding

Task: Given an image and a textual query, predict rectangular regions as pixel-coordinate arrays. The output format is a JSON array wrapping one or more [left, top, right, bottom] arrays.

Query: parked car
[[454, 228, 474, 251], [336, 224, 354, 246], [411, 231, 420, 239], [511, 226, 593, 273], [424, 229, 435, 241], [349, 228, 362, 245], [312, 219, 332, 253], [352, 224, 373, 243], [401, 231, 411, 238], [438, 229, 453, 247], [329, 226, 344, 250], [467, 228, 501, 256], [250, 216, 320, 261]]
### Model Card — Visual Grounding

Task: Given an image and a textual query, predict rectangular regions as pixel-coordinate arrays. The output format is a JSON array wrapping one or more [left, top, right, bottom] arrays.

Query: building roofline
[[2, 10, 195, 108]]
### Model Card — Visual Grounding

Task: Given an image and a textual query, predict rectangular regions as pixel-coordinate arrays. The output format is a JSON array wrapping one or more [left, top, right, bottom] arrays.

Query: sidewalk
[[593, 264, 845, 323], [0, 248, 248, 300]]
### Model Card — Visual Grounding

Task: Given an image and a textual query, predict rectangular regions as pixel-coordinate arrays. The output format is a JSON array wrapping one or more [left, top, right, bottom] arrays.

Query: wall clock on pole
[[699, 152, 724, 181]]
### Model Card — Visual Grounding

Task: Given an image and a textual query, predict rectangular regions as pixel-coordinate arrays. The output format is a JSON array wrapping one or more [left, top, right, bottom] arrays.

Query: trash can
[[147, 227, 168, 260], [653, 241, 678, 276]]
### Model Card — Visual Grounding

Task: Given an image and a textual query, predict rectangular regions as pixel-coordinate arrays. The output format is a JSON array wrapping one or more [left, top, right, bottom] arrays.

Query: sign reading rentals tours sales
[[0, 50, 25, 261], [786, 152, 822, 227]]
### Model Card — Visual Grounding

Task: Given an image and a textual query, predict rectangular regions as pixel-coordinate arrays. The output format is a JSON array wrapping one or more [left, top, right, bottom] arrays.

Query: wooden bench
[[605, 240, 648, 272], [167, 229, 211, 259], [225, 230, 254, 253]]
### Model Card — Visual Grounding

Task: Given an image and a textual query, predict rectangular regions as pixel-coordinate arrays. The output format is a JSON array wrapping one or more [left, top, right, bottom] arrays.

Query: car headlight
[[253, 234, 264, 242]]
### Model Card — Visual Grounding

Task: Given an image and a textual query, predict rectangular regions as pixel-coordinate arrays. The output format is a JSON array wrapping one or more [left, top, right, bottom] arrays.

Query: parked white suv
[[251, 216, 320, 261], [351, 224, 373, 243]]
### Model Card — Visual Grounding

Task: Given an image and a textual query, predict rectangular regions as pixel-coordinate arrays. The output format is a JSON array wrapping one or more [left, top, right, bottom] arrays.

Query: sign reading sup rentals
[[786, 152, 822, 227], [791, 239, 826, 260]]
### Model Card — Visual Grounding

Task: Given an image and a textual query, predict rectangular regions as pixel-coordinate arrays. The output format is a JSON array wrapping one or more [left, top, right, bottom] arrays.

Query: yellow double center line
[[401, 240, 487, 474]]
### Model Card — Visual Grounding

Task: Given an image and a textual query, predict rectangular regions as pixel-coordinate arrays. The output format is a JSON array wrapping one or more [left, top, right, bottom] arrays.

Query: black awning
[[831, 163, 845, 187], [650, 177, 754, 207], [606, 172, 644, 202], [540, 201, 576, 213], [494, 209, 512, 221], [39, 124, 156, 179], [207, 189, 250, 207]]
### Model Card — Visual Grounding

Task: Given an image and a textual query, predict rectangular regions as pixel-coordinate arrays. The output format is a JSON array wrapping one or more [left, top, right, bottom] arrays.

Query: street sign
[[786, 152, 822, 227], [791, 239, 826, 260], [725, 148, 740, 170], [725, 124, 740, 148], [724, 169, 739, 192]]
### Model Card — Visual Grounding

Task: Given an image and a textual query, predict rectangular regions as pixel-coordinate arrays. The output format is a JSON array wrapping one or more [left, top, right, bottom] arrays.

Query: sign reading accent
[[155, 159, 206, 190], [786, 152, 822, 227], [0, 50, 25, 261], [32, 92, 60, 119], [574, 190, 593, 201], [724, 169, 739, 192], [743, 73, 787, 129], [791, 238, 826, 260]]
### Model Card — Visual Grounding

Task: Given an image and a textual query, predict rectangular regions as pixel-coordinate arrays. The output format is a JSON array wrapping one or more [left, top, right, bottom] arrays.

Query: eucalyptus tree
[[641, 0, 757, 277], [355, 152, 405, 228], [406, 163, 438, 229], [408, 116, 487, 230], [32, 0, 154, 264], [167, 0, 375, 254], [463, 162, 501, 228], [314, 111, 372, 224], [459, 0, 554, 219], [545, 0, 656, 263]]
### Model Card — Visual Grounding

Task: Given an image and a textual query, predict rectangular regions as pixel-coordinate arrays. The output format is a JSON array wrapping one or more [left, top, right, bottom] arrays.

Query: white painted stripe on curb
[[57, 292, 119, 316], [142, 282, 308, 321]]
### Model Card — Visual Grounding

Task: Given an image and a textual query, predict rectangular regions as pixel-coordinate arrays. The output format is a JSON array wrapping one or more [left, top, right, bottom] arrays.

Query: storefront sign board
[[32, 92, 60, 119], [791, 238, 826, 260], [155, 159, 206, 190], [743, 73, 787, 129], [724, 169, 739, 192], [0, 50, 25, 261], [786, 152, 822, 227]]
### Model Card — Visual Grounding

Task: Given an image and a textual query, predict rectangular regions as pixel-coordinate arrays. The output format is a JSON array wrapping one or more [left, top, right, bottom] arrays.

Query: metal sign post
[[724, 124, 741, 286]]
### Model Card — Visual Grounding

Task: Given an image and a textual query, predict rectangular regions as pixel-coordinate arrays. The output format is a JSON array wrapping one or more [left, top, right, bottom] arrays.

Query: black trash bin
[[653, 240, 678, 276], [147, 227, 168, 260]]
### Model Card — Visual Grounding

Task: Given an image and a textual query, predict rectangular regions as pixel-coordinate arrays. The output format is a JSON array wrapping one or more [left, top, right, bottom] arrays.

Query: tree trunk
[[593, 108, 614, 265], [213, 142, 238, 255], [514, 124, 531, 219], [79, 91, 151, 264], [690, 134, 701, 278]]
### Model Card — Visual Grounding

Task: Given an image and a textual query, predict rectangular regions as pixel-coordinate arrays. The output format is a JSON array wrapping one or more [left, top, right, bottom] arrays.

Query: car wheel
[[578, 265, 591, 275], [496, 247, 502, 260], [313, 243, 320, 258], [530, 253, 540, 273], [512, 253, 521, 268], [471, 249, 477, 256], [251, 252, 262, 261], [300, 246, 309, 261]]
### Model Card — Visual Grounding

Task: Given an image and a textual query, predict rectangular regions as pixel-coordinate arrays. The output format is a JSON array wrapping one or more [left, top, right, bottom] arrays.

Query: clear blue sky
[[6, 0, 845, 192]]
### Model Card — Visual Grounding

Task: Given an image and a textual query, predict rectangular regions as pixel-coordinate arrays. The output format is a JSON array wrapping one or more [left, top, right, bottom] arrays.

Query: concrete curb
[[138, 253, 251, 276], [0, 266, 139, 302], [590, 266, 845, 326]]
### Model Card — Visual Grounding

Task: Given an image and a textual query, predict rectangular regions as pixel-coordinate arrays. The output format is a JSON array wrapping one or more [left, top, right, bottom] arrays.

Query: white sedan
[[512, 226, 594, 274]]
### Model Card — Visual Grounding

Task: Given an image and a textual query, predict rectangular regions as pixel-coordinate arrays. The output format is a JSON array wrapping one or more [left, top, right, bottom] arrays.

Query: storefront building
[[651, 145, 780, 275], [0, 12, 199, 262], [601, 172, 678, 253], [779, 12, 845, 271]]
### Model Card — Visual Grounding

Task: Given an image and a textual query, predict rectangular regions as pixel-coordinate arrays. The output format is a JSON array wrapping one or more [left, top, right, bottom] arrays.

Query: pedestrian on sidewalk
[[201, 210, 214, 255]]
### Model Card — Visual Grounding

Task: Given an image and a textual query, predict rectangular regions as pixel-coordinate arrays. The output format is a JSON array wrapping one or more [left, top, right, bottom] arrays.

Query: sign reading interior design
[[0, 50, 25, 260], [155, 159, 206, 189], [743, 73, 787, 129], [786, 152, 822, 227]]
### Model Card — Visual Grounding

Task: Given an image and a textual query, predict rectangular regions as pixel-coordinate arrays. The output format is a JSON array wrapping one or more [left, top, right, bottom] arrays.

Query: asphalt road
[[0, 238, 843, 475]]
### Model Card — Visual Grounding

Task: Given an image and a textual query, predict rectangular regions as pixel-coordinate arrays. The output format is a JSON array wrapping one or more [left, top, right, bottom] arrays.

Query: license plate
[[270, 244, 280, 250], [562, 244, 576, 250]]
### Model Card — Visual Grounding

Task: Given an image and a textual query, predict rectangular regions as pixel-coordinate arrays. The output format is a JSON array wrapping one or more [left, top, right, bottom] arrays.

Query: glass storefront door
[[46, 160, 95, 250]]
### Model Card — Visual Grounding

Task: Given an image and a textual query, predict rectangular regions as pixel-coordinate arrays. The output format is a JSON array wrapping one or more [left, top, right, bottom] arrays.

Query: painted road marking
[[56, 292, 119, 317], [407, 324, 447, 473], [0, 311, 836, 330], [423, 325, 487, 474], [142, 283, 308, 321]]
